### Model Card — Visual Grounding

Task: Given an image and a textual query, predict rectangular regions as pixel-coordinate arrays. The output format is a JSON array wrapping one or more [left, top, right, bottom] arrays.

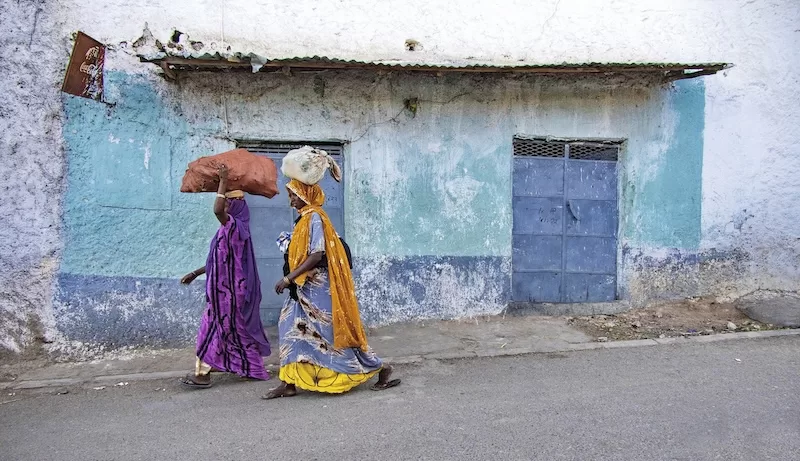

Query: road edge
[[3, 328, 799, 391]]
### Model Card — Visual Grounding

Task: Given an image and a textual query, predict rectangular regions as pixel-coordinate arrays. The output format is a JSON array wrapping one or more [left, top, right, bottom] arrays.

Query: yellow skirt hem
[[279, 362, 379, 394]]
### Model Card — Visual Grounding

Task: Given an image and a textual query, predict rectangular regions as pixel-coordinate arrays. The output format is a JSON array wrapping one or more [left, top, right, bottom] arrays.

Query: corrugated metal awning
[[140, 52, 729, 82]]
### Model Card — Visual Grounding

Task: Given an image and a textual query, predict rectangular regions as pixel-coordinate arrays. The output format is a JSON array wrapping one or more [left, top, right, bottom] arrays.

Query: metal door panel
[[565, 161, 617, 200], [248, 208, 294, 256], [563, 274, 616, 302], [255, 258, 286, 304], [259, 308, 281, 326], [564, 236, 617, 274], [513, 235, 562, 272], [317, 173, 343, 209], [565, 200, 617, 237], [512, 197, 563, 235], [328, 212, 345, 237], [512, 272, 561, 303], [513, 158, 564, 197]]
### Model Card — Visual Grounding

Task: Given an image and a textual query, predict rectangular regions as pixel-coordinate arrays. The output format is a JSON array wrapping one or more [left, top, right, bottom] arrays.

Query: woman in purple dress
[[179, 165, 271, 388]]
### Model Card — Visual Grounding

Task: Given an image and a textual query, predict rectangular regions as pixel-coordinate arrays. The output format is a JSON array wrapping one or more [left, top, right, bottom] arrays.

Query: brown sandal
[[180, 374, 212, 388]]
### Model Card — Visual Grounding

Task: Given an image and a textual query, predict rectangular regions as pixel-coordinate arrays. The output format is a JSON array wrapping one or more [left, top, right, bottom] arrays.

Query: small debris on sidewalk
[[569, 297, 782, 342], [114, 382, 129, 387], [56, 389, 69, 395], [734, 358, 742, 362], [596, 337, 609, 342], [92, 386, 106, 391]]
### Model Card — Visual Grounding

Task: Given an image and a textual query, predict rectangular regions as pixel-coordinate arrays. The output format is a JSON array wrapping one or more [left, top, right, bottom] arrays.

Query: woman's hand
[[306, 268, 320, 283], [274, 277, 290, 294], [218, 164, 229, 181], [181, 272, 197, 284]]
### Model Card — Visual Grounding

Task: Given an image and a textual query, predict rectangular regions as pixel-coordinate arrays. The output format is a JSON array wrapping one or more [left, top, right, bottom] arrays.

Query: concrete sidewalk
[[2, 314, 799, 391]]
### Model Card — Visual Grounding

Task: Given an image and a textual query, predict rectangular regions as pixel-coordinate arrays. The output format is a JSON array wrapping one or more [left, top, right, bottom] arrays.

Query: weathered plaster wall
[[619, 80, 708, 304], [0, 0, 65, 355], [699, 3, 800, 299], [2, 0, 798, 355], [57, 67, 700, 338], [56, 69, 210, 348]]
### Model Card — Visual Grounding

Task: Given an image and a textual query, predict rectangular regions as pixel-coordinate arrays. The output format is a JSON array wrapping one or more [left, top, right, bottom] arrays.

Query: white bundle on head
[[281, 145, 342, 185]]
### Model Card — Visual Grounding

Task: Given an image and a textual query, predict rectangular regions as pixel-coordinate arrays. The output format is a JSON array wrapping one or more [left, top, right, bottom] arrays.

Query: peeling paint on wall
[[54, 273, 204, 347], [60, 71, 216, 278], [355, 256, 511, 325], [622, 79, 705, 250]]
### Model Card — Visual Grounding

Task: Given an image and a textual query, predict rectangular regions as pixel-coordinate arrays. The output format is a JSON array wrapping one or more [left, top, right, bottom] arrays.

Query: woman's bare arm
[[214, 165, 229, 225]]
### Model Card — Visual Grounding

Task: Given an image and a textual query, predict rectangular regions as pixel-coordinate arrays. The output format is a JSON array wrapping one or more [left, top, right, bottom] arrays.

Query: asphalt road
[[1, 336, 798, 461]]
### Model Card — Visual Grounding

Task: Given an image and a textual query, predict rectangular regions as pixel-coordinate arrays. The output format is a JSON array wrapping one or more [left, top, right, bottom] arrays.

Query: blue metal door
[[237, 142, 344, 324], [512, 138, 619, 303]]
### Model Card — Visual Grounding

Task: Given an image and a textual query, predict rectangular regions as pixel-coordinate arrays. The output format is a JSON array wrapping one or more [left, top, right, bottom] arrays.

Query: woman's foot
[[180, 373, 212, 388], [370, 365, 401, 391], [261, 382, 297, 400]]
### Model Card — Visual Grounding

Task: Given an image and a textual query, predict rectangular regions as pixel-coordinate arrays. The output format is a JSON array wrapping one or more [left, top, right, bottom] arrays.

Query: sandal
[[370, 379, 401, 391], [370, 365, 401, 391], [261, 384, 297, 400], [180, 373, 212, 388]]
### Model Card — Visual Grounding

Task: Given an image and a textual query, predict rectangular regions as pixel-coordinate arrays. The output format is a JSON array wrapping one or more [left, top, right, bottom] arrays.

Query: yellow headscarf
[[286, 179, 369, 352]]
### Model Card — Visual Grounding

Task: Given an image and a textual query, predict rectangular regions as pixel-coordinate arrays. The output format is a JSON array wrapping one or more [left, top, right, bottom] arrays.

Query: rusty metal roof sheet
[[140, 51, 729, 81]]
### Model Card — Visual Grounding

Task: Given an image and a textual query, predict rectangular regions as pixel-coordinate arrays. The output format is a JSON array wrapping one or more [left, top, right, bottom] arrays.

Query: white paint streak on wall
[[143, 144, 151, 169], [442, 176, 482, 222]]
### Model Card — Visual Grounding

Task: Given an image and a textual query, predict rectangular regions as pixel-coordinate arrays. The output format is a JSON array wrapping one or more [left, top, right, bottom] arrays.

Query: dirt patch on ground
[[568, 297, 788, 341]]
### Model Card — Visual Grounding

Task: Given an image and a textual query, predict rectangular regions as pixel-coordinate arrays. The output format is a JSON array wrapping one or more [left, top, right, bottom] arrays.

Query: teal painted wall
[[61, 71, 709, 279], [621, 79, 705, 250], [60, 71, 707, 277], [61, 71, 217, 278], [347, 128, 513, 258]]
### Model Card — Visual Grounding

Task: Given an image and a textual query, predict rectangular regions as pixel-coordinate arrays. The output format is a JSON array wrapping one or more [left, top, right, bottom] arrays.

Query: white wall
[[0, 0, 65, 353]]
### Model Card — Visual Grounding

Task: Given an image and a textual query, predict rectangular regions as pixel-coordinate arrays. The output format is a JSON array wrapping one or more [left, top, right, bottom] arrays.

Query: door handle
[[567, 200, 580, 221]]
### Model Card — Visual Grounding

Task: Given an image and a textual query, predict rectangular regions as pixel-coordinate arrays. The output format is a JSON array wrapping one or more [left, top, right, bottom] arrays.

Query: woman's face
[[287, 188, 306, 210]]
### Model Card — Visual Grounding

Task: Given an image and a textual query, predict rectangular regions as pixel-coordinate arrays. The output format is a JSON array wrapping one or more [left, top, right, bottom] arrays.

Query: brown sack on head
[[180, 148, 279, 198]]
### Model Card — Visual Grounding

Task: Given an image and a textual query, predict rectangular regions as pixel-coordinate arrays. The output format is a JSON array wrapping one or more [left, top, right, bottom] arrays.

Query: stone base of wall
[[49, 247, 796, 352], [620, 246, 752, 306], [52, 256, 511, 349], [54, 273, 204, 348]]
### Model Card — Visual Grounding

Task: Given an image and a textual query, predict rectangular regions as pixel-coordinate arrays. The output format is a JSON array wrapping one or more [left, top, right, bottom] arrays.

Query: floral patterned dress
[[277, 213, 383, 393]]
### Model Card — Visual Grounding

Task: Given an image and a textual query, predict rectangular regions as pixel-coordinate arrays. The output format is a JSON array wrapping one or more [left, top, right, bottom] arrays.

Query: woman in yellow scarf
[[263, 175, 400, 399]]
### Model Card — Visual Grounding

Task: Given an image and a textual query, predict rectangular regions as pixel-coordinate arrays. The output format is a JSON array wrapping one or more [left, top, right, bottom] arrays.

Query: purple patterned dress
[[195, 199, 271, 380]]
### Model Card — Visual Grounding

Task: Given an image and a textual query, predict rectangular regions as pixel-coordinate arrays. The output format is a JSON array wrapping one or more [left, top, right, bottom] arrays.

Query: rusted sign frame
[[62, 31, 105, 101]]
